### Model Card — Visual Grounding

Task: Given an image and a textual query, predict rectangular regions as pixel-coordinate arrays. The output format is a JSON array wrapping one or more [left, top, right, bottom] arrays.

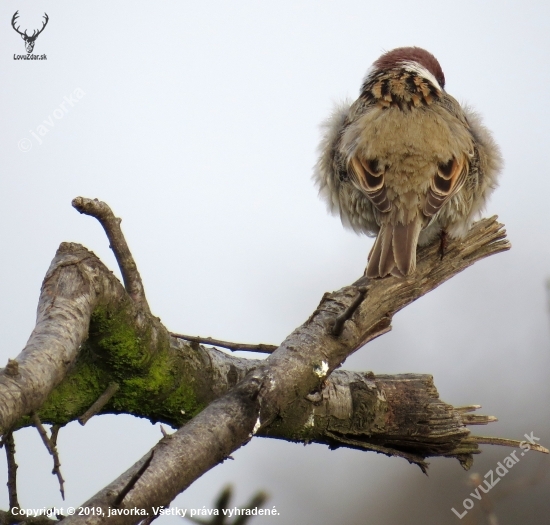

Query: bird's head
[[365, 47, 445, 92]]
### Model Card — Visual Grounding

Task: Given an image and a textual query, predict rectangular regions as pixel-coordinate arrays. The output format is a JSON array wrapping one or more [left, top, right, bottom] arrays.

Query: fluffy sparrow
[[314, 47, 502, 278]]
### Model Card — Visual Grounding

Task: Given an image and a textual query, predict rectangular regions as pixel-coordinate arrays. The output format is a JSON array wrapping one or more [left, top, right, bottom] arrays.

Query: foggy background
[[1, 1, 549, 523]]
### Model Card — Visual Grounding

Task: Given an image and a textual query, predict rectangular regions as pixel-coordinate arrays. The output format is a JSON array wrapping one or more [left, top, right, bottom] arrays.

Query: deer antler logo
[[11, 11, 49, 54]]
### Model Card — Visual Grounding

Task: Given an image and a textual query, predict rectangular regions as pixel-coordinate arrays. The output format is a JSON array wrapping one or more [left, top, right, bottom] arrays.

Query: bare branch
[[78, 383, 120, 426], [455, 405, 482, 412], [467, 436, 549, 454], [3, 432, 19, 512], [0, 243, 130, 434], [31, 414, 65, 500], [60, 215, 512, 525], [325, 430, 429, 473], [454, 405, 498, 425], [0, 200, 517, 525], [170, 333, 277, 354], [72, 197, 150, 313], [50, 425, 61, 447], [461, 414, 498, 425], [113, 452, 155, 507]]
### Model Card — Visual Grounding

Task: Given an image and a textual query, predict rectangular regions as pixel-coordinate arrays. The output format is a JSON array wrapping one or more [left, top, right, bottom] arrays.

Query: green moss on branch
[[28, 302, 206, 429]]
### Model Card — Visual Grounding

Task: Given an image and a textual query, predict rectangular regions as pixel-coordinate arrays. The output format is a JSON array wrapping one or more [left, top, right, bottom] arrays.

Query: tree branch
[[60, 212, 512, 524], [31, 414, 65, 499], [113, 451, 154, 507], [78, 383, 120, 426], [0, 243, 135, 433], [0, 198, 521, 525], [3, 432, 19, 512], [72, 197, 150, 314], [170, 333, 277, 354]]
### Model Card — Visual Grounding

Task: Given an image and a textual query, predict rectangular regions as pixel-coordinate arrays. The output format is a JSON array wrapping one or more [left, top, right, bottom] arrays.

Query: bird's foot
[[439, 229, 448, 260]]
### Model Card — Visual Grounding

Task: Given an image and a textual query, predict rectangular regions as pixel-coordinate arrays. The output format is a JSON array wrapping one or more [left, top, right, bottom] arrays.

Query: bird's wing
[[349, 157, 392, 213], [423, 157, 467, 217]]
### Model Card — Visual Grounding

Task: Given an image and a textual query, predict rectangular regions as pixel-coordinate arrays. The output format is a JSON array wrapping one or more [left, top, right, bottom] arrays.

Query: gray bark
[[0, 208, 518, 525]]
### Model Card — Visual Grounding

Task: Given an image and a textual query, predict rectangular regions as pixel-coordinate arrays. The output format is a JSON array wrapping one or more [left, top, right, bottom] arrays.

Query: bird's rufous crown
[[373, 47, 445, 89]]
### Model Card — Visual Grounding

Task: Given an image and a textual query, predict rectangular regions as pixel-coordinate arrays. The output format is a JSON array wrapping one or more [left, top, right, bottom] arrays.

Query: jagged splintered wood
[[1, 198, 542, 525]]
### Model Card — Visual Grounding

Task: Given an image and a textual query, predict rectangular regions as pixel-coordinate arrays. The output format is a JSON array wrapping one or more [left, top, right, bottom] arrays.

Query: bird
[[314, 47, 502, 278]]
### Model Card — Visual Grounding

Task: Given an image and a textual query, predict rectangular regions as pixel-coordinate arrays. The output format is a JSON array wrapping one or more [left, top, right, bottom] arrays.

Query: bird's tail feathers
[[366, 219, 423, 278]]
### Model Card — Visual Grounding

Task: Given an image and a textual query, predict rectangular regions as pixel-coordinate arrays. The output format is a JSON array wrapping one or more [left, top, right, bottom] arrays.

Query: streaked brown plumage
[[314, 47, 502, 278]]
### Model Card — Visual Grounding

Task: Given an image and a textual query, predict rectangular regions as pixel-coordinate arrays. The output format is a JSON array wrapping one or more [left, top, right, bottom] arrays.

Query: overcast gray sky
[[1, 1, 550, 524]]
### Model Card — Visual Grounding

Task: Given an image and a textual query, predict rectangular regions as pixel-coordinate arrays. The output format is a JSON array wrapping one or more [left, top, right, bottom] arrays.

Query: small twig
[[453, 405, 498, 425], [32, 414, 66, 500], [461, 414, 498, 425], [455, 405, 482, 413], [72, 197, 150, 313], [171, 333, 278, 354], [468, 435, 549, 454], [325, 430, 429, 473], [50, 425, 61, 447], [454, 405, 498, 425], [331, 286, 367, 336], [113, 451, 154, 507], [78, 383, 120, 426], [4, 432, 20, 511]]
